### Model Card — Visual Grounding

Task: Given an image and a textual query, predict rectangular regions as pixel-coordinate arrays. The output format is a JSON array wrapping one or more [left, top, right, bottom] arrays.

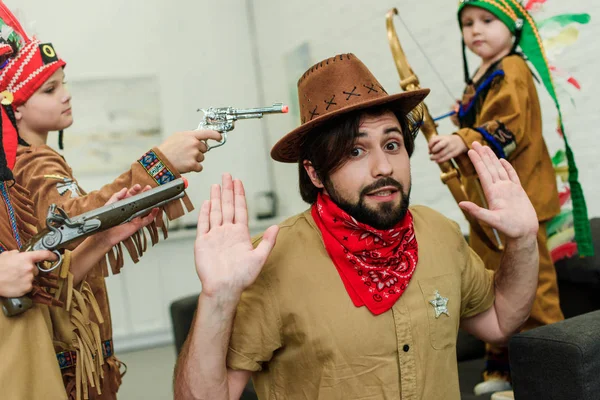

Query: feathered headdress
[[0, 1, 65, 179]]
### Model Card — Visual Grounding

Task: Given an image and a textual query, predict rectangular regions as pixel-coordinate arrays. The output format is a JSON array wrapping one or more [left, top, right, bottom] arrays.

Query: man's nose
[[371, 149, 393, 177]]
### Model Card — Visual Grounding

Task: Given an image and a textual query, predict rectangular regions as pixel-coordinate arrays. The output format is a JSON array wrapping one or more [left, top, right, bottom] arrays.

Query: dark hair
[[0, 102, 25, 182], [0, 119, 14, 182], [0, 40, 29, 181], [298, 106, 422, 204]]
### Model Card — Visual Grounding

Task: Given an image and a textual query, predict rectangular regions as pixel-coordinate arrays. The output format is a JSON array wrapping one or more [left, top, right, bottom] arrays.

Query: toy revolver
[[1, 178, 188, 317], [196, 103, 289, 151]]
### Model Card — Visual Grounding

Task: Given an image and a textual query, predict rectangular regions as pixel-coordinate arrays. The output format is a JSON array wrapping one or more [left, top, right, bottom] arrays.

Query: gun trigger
[[206, 132, 228, 152], [79, 219, 101, 234]]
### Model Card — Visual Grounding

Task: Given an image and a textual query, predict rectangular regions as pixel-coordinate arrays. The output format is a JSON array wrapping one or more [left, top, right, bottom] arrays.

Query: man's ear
[[303, 160, 324, 189]]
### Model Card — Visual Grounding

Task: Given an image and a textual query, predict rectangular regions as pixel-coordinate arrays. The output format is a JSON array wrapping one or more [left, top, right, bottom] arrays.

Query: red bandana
[[311, 193, 418, 315]]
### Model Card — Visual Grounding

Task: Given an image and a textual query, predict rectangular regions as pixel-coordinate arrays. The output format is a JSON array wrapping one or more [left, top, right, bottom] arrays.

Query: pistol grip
[[2, 296, 33, 317], [205, 132, 228, 151]]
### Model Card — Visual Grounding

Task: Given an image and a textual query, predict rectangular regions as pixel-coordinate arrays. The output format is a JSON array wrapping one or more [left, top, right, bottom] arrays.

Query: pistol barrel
[[72, 178, 187, 232], [233, 103, 289, 116]]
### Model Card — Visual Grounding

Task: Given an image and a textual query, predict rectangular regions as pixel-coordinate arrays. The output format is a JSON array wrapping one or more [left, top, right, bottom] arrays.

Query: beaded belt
[[56, 339, 114, 370]]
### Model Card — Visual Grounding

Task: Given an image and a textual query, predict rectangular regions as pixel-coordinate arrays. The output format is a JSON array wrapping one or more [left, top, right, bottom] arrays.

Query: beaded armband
[[138, 150, 176, 185]]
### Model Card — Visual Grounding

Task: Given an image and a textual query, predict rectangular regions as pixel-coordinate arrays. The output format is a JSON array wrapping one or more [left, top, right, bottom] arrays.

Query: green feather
[[538, 13, 591, 30], [547, 210, 573, 237], [552, 150, 566, 166]]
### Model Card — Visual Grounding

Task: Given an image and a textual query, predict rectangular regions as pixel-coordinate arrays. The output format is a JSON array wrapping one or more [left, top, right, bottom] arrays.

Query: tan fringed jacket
[[455, 54, 559, 223], [0, 180, 68, 400], [453, 54, 564, 329], [13, 145, 193, 400], [454, 54, 560, 264]]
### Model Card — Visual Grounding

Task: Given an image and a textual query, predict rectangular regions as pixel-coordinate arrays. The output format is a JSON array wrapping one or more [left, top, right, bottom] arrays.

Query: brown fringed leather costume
[[454, 54, 564, 382], [454, 55, 563, 330], [0, 3, 178, 398], [13, 145, 193, 400], [0, 180, 103, 400]]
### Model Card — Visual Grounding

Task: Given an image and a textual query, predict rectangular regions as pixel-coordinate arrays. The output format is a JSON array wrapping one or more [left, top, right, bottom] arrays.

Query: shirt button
[[403, 344, 410, 352]]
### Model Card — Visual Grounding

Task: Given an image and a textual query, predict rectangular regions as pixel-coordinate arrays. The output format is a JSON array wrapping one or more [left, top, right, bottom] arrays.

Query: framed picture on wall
[[58, 76, 162, 176]]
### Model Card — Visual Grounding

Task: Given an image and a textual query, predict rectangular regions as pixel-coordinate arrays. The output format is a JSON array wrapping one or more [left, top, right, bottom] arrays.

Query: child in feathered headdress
[[0, 13, 159, 400], [428, 0, 593, 395], [0, 1, 222, 399]]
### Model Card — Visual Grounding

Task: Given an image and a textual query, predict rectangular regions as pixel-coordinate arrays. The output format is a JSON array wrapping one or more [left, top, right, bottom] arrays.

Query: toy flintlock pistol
[[196, 103, 289, 151], [385, 8, 504, 251], [1, 178, 188, 317]]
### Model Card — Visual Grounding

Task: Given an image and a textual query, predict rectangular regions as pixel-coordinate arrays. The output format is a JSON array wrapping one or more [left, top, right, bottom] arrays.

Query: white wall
[[5, 0, 599, 351]]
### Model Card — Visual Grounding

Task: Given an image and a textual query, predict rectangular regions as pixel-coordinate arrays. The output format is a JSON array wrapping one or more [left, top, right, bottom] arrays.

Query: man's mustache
[[360, 178, 404, 197]]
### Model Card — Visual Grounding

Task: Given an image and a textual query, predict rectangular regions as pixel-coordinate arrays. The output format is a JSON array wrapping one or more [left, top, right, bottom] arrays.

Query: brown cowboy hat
[[271, 53, 430, 163]]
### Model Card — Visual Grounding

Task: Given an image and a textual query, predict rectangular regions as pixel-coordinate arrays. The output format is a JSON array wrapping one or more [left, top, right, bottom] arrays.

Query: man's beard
[[324, 177, 411, 230]]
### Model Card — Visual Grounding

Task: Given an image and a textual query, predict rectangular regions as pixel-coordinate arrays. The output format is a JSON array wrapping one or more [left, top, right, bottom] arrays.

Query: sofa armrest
[[170, 294, 200, 355], [509, 310, 600, 400]]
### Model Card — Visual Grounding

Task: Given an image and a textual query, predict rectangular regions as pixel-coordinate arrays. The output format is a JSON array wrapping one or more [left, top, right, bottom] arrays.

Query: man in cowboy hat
[[174, 53, 540, 400]]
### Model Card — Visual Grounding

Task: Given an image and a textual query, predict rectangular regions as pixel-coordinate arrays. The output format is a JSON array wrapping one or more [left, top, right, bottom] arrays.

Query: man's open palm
[[194, 174, 279, 300], [459, 143, 538, 239]]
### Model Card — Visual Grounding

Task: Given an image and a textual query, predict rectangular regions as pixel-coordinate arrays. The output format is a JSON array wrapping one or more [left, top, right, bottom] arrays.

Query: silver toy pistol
[[196, 103, 289, 150]]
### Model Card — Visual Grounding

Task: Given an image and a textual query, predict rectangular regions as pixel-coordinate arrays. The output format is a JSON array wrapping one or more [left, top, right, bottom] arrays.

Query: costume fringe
[[100, 194, 193, 276], [52, 251, 105, 400], [7, 181, 67, 306], [104, 355, 126, 396], [9, 181, 37, 243]]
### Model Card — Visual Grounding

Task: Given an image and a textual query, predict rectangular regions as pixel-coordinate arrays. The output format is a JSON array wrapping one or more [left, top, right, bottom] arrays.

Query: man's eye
[[385, 142, 401, 151], [350, 148, 364, 157], [44, 87, 55, 93]]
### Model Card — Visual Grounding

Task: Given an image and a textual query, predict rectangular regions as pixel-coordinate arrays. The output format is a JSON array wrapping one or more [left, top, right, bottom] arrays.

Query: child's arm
[[431, 58, 530, 164], [455, 58, 533, 161], [13, 138, 210, 275], [454, 78, 525, 161], [14, 129, 221, 225], [68, 185, 159, 285], [16, 145, 191, 222]]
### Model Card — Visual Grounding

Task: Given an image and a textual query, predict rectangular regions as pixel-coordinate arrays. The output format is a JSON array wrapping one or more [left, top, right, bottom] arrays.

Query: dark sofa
[[458, 218, 600, 399]]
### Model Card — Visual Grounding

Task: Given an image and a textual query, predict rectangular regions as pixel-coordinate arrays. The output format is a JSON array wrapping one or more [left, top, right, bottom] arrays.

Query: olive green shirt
[[227, 205, 495, 399]]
